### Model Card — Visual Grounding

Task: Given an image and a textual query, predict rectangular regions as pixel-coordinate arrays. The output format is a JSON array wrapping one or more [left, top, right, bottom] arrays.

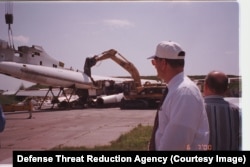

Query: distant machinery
[[84, 49, 166, 109]]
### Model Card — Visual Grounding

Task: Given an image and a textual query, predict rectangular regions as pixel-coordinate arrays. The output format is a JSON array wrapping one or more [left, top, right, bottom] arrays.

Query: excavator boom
[[84, 49, 141, 88]]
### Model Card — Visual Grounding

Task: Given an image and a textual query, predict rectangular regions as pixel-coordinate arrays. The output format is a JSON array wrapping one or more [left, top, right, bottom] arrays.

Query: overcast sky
[[0, 1, 242, 91]]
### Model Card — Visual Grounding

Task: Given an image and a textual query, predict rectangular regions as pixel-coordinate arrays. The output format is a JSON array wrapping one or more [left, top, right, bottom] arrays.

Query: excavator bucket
[[83, 56, 97, 78]]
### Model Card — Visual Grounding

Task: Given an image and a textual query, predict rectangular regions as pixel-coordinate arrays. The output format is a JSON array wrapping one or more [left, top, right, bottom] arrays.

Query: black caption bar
[[13, 151, 249, 167]]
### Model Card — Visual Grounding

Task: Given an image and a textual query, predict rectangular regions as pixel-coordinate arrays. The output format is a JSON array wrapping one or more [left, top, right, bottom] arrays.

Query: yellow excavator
[[84, 49, 166, 109]]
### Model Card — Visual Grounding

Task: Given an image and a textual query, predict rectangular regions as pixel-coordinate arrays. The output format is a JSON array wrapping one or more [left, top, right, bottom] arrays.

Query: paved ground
[[0, 108, 156, 164]]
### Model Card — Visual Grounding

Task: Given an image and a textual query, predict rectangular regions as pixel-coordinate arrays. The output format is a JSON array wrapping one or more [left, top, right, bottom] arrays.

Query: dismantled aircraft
[[0, 2, 165, 109], [0, 39, 136, 109]]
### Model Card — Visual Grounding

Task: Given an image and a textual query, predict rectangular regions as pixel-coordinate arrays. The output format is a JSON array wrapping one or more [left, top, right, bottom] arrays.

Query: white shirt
[[155, 72, 209, 150]]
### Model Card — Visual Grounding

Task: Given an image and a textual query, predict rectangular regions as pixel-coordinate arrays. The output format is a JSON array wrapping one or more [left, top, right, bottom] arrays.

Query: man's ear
[[161, 61, 168, 71]]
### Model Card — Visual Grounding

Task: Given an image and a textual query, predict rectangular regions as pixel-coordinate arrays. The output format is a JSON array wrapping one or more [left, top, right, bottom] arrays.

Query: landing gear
[[38, 86, 81, 110]]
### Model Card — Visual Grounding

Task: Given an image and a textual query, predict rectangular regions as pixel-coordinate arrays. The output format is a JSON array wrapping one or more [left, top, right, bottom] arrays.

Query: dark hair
[[165, 59, 185, 68], [205, 72, 228, 94]]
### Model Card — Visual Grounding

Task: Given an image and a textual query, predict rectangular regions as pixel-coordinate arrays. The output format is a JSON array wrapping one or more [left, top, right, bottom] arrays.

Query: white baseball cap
[[148, 41, 185, 59]]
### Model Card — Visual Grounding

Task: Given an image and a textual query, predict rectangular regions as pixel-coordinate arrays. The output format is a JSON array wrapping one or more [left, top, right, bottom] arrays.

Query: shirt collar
[[204, 95, 224, 99], [168, 72, 184, 90]]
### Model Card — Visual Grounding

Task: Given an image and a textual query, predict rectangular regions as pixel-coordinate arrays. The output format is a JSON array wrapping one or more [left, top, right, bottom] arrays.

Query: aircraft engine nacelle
[[95, 93, 124, 107]]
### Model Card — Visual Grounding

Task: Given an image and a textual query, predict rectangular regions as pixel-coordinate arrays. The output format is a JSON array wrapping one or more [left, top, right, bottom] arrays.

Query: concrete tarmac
[[0, 108, 155, 164]]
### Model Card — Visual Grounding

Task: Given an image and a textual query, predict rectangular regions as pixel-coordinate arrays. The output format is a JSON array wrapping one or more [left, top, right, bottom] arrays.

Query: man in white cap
[[148, 41, 209, 150]]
